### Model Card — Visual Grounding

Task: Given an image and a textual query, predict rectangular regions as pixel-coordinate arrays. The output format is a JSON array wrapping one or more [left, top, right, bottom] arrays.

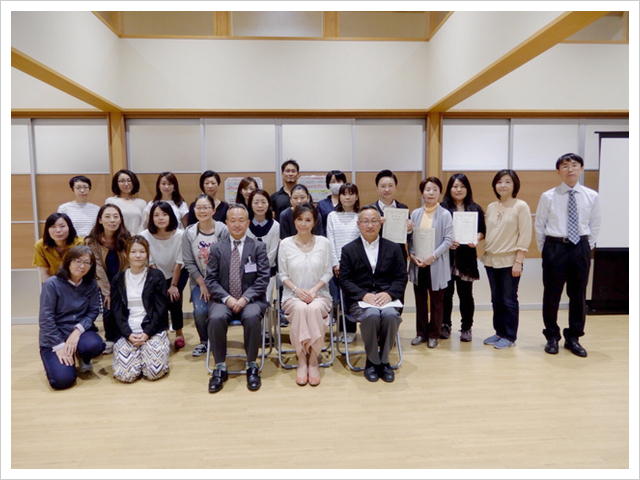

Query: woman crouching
[[111, 236, 170, 382]]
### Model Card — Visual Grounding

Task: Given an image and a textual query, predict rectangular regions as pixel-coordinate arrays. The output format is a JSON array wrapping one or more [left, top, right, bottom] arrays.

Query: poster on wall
[[298, 175, 329, 203], [224, 177, 263, 204]]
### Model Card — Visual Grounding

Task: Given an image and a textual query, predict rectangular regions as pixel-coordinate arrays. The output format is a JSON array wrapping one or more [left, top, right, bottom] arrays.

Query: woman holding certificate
[[408, 177, 453, 348], [481, 170, 532, 350], [441, 174, 486, 342]]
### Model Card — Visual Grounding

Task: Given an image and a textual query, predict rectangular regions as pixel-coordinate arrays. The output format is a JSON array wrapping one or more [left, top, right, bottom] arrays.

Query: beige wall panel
[[13, 223, 37, 269], [12, 175, 34, 222], [583, 171, 599, 191], [36, 174, 111, 221], [356, 171, 423, 211]]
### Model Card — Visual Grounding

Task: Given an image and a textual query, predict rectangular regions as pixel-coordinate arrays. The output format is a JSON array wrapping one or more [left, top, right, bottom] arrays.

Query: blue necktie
[[567, 190, 580, 245]]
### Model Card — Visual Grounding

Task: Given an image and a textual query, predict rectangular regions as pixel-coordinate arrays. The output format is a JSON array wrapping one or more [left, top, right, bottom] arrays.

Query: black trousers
[[413, 266, 444, 340], [208, 302, 263, 364], [442, 276, 475, 331], [542, 236, 591, 341]]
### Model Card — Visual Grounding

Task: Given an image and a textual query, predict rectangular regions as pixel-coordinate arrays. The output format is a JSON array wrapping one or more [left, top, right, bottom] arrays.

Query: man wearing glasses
[[339, 206, 408, 383], [534, 153, 601, 357]]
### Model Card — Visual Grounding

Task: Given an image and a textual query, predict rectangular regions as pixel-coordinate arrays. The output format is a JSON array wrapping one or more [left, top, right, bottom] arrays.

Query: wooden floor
[[10, 310, 630, 470]]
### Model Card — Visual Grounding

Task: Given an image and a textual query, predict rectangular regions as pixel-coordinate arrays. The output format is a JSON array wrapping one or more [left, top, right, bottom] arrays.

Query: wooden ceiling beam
[[428, 11, 610, 112], [11, 47, 122, 113]]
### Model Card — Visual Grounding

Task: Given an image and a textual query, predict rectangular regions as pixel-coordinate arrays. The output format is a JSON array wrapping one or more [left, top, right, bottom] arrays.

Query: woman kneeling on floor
[[111, 235, 170, 382]]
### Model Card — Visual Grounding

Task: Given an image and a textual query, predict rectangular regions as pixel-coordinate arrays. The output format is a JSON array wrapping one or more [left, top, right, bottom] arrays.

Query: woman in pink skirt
[[278, 203, 333, 387]]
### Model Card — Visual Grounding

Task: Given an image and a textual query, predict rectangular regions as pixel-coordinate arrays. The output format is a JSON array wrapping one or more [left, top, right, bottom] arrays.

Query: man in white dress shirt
[[534, 153, 601, 357]]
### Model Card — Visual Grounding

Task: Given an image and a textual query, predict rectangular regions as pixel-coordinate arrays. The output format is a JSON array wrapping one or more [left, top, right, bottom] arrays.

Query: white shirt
[[534, 182, 601, 250], [326, 211, 359, 267], [377, 199, 397, 214], [145, 200, 189, 230], [125, 269, 147, 334], [360, 235, 380, 273], [140, 229, 184, 279], [105, 196, 147, 234], [57, 201, 100, 237], [278, 236, 333, 303]]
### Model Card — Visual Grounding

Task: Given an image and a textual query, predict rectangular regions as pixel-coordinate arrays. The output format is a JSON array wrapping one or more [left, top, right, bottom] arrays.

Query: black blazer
[[373, 200, 409, 261], [110, 267, 168, 339], [339, 236, 408, 310], [205, 236, 270, 313]]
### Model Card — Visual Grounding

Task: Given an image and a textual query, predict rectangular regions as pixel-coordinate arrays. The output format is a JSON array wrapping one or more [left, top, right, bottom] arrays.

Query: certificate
[[453, 211, 478, 245], [358, 299, 404, 310], [412, 227, 435, 260], [381, 207, 408, 244]]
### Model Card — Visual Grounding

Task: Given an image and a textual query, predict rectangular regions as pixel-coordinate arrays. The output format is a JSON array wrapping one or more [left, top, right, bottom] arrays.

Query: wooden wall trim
[[109, 112, 127, 175], [11, 110, 108, 118], [427, 113, 442, 179], [444, 110, 629, 119], [215, 11, 231, 37], [428, 11, 610, 112], [11, 47, 123, 113], [323, 12, 339, 38]]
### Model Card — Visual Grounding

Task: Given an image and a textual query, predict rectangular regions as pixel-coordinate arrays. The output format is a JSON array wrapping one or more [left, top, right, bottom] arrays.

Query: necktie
[[229, 240, 242, 299], [567, 190, 580, 244]]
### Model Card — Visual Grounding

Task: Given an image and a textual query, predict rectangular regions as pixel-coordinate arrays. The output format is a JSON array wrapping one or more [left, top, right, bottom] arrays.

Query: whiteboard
[[596, 135, 629, 248]]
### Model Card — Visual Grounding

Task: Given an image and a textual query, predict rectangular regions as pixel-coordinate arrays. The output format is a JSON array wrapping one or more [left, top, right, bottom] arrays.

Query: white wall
[[454, 43, 629, 111], [11, 11, 123, 105], [11, 68, 99, 109]]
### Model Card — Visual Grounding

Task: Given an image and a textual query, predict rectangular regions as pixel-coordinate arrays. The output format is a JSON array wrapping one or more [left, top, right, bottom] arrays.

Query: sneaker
[[483, 334, 501, 345], [427, 338, 438, 348], [77, 356, 93, 373], [494, 338, 516, 349], [440, 324, 451, 339], [460, 329, 472, 342], [411, 336, 425, 346], [280, 313, 289, 327], [345, 332, 356, 344], [192, 343, 207, 357], [103, 341, 114, 355]]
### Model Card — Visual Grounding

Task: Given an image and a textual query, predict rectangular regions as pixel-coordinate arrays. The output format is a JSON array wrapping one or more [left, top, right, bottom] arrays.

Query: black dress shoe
[[246, 366, 261, 391], [545, 338, 559, 354], [564, 338, 587, 357], [379, 363, 395, 383], [364, 365, 379, 382], [208, 369, 228, 393]]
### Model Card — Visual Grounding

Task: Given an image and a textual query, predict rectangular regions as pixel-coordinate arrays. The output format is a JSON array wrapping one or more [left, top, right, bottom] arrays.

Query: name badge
[[244, 262, 257, 273]]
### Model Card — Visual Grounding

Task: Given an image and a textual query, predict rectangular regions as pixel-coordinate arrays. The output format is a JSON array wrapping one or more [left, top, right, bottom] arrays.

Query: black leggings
[[165, 268, 189, 331], [442, 276, 475, 331]]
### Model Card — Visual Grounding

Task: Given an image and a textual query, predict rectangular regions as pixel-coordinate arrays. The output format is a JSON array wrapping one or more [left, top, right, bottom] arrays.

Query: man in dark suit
[[373, 169, 413, 263], [339, 206, 408, 383], [205, 204, 270, 393]]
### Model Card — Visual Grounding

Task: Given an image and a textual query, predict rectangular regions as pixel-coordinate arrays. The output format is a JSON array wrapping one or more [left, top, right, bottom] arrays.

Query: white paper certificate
[[453, 211, 478, 245], [381, 207, 408, 244], [413, 227, 435, 260]]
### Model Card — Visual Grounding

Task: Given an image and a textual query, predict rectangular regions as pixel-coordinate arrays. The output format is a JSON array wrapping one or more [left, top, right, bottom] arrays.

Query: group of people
[[35, 153, 600, 393]]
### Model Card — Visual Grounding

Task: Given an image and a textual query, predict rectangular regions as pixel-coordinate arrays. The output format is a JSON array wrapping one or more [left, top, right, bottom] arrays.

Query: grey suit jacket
[[205, 236, 270, 313], [407, 205, 453, 291]]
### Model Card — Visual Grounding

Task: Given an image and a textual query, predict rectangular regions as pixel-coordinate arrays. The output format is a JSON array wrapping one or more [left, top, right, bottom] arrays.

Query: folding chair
[[275, 278, 336, 370], [337, 289, 403, 372], [206, 304, 273, 376]]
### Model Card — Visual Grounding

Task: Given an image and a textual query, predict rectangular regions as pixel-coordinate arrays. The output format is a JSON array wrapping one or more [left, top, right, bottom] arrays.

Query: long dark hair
[[248, 189, 273, 221], [235, 177, 259, 206], [335, 183, 360, 213], [154, 172, 185, 206], [86, 204, 131, 252], [148, 201, 179, 234], [55, 245, 97, 284], [491, 169, 521, 199], [43, 213, 77, 247], [442, 173, 475, 210]]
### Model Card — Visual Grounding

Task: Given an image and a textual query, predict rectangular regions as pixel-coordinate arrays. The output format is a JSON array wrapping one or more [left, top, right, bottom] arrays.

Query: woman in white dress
[[105, 169, 147, 234], [278, 203, 333, 387], [144, 172, 189, 230]]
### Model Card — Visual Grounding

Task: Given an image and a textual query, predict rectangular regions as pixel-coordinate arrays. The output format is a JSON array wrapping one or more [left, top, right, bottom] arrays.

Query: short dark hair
[[125, 235, 150, 268], [199, 170, 221, 192], [419, 176, 443, 193], [281, 159, 300, 173], [226, 203, 249, 220], [442, 173, 474, 209], [375, 169, 398, 186], [358, 204, 380, 216], [291, 184, 311, 199], [154, 172, 185, 207], [491, 169, 521, 199], [556, 153, 584, 170], [235, 177, 259, 206], [69, 175, 91, 190], [111, 169, 140, 196], [248, 189, 273, 221], [293, 202, 318, 227], [86, 204, 131, 251], [55, 245, 96, 284], [335, 183, 360, 213], [325, 170, 347, 188], [148, 201, 179, 234], [43, 213, 77, 247]]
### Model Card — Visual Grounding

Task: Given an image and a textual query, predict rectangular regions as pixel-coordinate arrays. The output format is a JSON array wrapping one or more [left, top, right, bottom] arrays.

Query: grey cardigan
[[407, 205, 453, 291], [182, 221, 229, 291]]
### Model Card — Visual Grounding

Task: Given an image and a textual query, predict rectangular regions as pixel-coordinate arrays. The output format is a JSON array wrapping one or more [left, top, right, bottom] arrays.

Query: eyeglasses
[[559, 162, 582, 171], [72, 259, 92, 267], [118, 179, 132, 184], [74, 186, 90, 191], [359, 220, 381, 226]]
